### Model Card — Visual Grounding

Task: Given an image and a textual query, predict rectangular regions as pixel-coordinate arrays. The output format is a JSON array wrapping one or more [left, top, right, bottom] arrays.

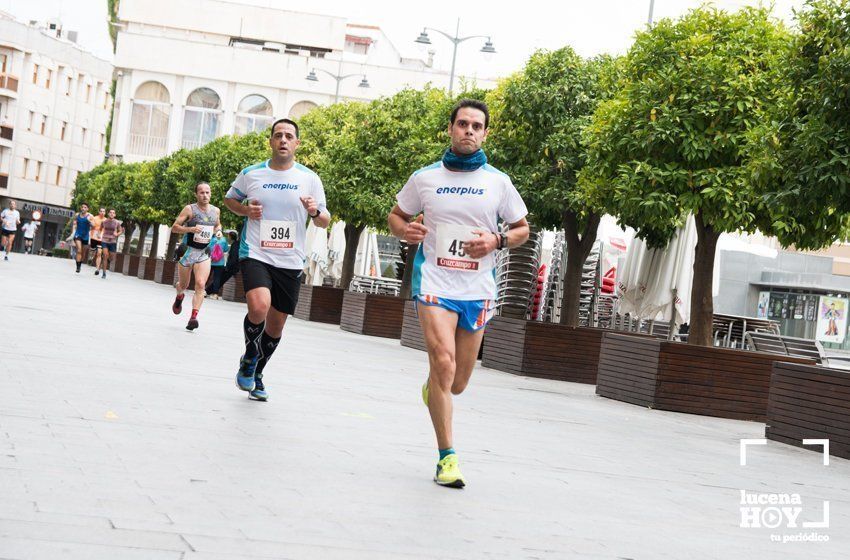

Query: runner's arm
[[388, 205, 427, 244], [171, 206, 198, 234], [69, 215, 77, 237], [503, 218, 530, 249]]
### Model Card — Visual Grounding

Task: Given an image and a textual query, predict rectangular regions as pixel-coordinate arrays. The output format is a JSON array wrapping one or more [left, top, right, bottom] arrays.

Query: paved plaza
[[0, 255, 848, 559]]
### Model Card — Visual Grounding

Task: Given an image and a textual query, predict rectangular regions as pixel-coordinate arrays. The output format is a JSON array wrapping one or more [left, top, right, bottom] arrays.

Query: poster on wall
[[757, 292, 770, 319], [816, 296, 848, 344]]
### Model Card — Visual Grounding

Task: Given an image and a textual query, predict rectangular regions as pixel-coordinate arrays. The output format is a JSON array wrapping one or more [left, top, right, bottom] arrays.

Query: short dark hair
[[195, 182, 210, 193], [450, 99, 490, 129], [270, 118, 299, 139]]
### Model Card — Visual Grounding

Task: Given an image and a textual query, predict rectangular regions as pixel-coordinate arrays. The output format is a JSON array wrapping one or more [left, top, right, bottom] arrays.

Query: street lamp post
[[648, 0, 656, 25], [305, 67, 370, 103], [414, 18, 495, 95]]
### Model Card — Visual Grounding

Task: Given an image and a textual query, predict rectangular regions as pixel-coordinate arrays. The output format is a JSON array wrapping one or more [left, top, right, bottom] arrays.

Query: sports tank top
[[184, 203, 218, 249], [75, 214, 91, 238]]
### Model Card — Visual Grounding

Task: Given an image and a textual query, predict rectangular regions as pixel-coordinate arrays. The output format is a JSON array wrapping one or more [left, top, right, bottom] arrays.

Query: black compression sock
[[243, 315, 265, 361], [255, 332, 282, 374]]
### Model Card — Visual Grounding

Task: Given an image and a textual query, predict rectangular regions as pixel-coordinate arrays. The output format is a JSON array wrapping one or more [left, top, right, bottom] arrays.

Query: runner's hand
[[247, 199, 263, 219], [404, 215, 428, 244], [300, 196, 318, 216], [463, 230, 498, 259], [190, 225, 202, 234]]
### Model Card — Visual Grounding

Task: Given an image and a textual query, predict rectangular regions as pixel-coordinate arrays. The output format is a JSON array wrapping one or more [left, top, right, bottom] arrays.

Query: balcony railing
[[128, 134, 167, 158], [0, 125, 12, 141], [181, 139, 203, 150], [0, 74, 18, 93]]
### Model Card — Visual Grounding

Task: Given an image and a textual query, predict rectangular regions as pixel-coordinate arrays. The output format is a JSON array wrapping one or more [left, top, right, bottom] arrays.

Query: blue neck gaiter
[[442, 148, 487, 172]]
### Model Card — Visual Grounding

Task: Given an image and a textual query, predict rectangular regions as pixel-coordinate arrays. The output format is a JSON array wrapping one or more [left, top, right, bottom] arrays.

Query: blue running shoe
[[249, 372, 268, 401], [236, 355, 257, 392]]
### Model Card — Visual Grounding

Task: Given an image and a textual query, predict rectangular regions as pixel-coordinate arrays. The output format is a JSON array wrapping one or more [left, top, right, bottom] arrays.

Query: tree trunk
[[399, 242, 419, 300], [687, 212, 721, 346], [164, 231, 180, 261], [121, 222, 136, 254], [134, 222, 148, 256], [148, 224, 161, 259], [340, 223, 365, 291], [559, 210, 601, 327]]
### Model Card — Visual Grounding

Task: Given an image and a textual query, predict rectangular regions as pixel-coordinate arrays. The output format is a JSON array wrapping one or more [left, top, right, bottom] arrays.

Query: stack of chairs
[[495, 227, 543, 319]]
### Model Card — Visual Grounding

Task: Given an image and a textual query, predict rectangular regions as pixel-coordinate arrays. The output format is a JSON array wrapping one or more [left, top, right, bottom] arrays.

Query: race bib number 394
[[435, 224, 482, 272], [260, 220, 297, 249]]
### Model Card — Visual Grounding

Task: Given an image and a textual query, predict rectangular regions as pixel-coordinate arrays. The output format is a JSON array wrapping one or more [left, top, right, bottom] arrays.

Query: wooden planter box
[[221, 270, 247, 303], [596, 333, 815, 421], [136, 256, 156, 280], [294, 285, 344, 324], [766, 362, 850, 460], [340, 291, 405, 339], [481, 317, 605, 384], [155, 259, 177, 286], [123, 254, 141, 277], [400, 300, 427, 352], [112, 252, 125, 273]]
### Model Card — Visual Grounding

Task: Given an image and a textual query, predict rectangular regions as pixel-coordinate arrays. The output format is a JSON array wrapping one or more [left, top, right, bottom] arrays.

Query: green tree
[[488, 47, 617, 326], [751, 0, 850, 249], [582, 7, 790, 346], [300, 87, 465, 290]]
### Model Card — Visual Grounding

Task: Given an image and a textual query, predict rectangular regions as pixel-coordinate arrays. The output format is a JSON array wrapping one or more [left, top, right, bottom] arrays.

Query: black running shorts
[[90, 238, 101, 249], [240, 258, 302, 314]]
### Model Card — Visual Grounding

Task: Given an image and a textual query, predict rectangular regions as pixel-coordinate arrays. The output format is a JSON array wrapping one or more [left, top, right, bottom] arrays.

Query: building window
[[81, 127, 88, 147], [35, 161, 42, 182], [1, 54, 7, 74], [46, 69, 52, 89], [181, 87, 221, 150], [128, 81, 170, 157], [21, 158, 29, 178], [289, 100, 318, 119], [28, 111, 34, 131], [103, 91, 109, 110], [32, 64, 38, 84], [60, 121, 67, 140], [55, 165, 62, 185], [234, 94, 273, 135], [65, 76, 72, 95], [39, 115, 46, 135], [100, 133, 105, 151], [86, 84, 91, 103]]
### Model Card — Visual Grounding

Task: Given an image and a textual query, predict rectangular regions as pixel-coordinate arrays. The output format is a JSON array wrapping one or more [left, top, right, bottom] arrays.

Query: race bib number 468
[[260, 220, 297, 249], [435, 224, 482, 272]]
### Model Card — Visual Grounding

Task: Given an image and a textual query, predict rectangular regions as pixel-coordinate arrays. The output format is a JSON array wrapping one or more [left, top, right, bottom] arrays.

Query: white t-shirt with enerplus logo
[[396, 161, 528, 301], [226, 160, 328, 270], [1, 209, 20, 231]]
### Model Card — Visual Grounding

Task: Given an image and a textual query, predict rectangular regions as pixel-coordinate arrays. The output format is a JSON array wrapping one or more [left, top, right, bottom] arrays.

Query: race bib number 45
[[193, 225, 214, 244], [435, 224, 482, 272], [261, 220, 297, 249]]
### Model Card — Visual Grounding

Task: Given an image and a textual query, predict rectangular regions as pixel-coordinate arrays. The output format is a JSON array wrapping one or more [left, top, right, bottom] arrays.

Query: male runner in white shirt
[[1, 200, 21, 260], [388, 99, 530, 488], [224, 118, 330, 401]]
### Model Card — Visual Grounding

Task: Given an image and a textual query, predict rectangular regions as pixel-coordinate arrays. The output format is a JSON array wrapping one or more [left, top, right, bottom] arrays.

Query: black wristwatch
[[497, 232, 507, 250], [309, 209, 320, 218]]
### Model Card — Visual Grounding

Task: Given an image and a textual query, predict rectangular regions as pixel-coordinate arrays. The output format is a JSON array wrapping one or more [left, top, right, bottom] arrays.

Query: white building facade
[[110, 0, 497, 163], [0, 12, 113, 252]]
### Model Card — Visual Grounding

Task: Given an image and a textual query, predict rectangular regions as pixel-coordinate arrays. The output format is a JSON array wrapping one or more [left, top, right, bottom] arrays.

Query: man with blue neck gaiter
[[388, 99, 530, 488]]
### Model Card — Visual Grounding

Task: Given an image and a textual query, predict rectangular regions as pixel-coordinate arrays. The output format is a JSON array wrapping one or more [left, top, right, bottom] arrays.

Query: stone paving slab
[[1, 255, 849, 559]]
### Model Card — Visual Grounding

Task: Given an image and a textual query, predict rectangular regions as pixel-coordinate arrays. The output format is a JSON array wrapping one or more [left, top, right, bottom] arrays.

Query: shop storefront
[[754, 285, 850, 352], [0, 197, 74, 254]]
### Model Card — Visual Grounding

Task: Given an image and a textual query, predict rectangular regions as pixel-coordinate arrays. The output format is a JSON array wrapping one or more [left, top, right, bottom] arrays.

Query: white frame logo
[[739, 439, 830, 542]]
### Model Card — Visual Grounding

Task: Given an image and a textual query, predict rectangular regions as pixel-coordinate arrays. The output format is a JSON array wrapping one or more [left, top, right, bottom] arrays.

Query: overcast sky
[[3, 0, 805, 79]]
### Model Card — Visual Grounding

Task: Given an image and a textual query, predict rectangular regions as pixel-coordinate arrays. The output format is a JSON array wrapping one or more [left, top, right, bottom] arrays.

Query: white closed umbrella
[[327, 221, 346, 281], [617, 235, 658, 318], [639, 215, 697, 324], [305, 221, 328, 286]]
